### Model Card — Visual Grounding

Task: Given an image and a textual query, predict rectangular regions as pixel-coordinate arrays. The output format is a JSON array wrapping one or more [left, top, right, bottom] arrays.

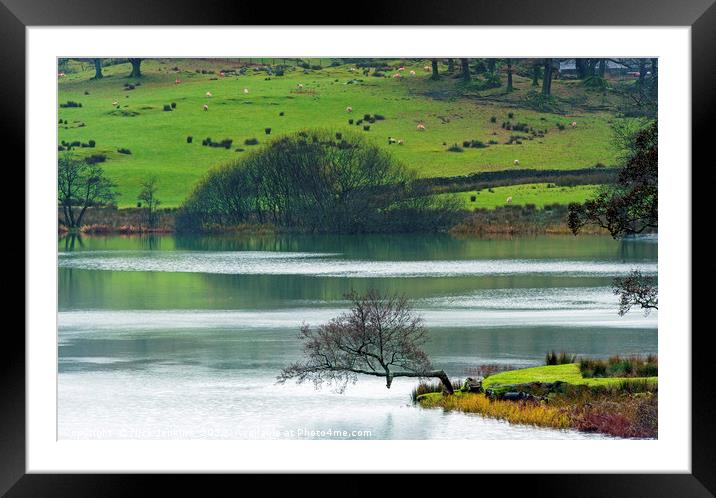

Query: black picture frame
[[5, 0, 710, 494]]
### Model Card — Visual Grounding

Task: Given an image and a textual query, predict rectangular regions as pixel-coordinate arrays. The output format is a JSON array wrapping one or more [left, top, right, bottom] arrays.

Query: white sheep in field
[[297, 83, 303, 89], [398, 67, 405, 71], [409, 70, 416, 76], [203, 104, 209, 111], [397, 139, 404, 145], [514, 159, 520, 166], [388, 137, 397, 144], [58, 72, 65, 77], [346, 106, 353, 113], [571, 121, 577, 127], [112, 101, 119, 107], [206, 91, 213, 97], [243, 88, 249, 94], [392, 73, 402, 78], [416, 123, 425, 131], [506, 196, 513, 204], [423, 65, 430, 71]]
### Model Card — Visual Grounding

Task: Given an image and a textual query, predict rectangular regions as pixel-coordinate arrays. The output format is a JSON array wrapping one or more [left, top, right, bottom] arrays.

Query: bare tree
[[137, 176, 161, 228], [58, 154, 118, 228], [277, 290, 455, 394]]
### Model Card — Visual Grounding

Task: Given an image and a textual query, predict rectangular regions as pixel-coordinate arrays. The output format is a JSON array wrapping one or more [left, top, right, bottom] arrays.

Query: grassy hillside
[[437, 183, 601, 210], [58, 58, 624, 207]]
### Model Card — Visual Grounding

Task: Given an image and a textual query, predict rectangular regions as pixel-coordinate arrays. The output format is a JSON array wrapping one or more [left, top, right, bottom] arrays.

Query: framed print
[[6, 0, 712, 494]]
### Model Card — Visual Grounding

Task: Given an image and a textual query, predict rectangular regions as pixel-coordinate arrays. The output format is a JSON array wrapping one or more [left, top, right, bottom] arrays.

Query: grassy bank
[[58, 58, 626, 207], [416, 360, 658, 438]]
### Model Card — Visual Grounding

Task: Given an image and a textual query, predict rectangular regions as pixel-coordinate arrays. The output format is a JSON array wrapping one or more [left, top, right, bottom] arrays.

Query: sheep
[[423, 65, 430, 71], [297, 83, 304, 89], [416, 123, 426, 131], [58, 72, 65, 78], [346, 106, 353, 113], [203, 104, 209, 111], [206, 91, 213, 97], [397, 139, 404, 145], [506, 196, 513, 204], [409, 70, 416, 76], [398, 67, 405, 71], [243, 88, 249, 94], [571, 121, 577, 127], [175, 78, 181, 84], [112, 101, 119, 107], [388, 137, 397, 145], [392, 73, 402, 78], [514, 159, 520, 166]]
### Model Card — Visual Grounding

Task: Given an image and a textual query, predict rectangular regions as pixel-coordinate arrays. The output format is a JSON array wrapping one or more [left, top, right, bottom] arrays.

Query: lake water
[[58, 233, 657, 440]]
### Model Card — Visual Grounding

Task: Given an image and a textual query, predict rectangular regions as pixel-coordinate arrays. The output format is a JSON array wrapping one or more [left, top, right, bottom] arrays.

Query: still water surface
[[58, 233, 657, 439]]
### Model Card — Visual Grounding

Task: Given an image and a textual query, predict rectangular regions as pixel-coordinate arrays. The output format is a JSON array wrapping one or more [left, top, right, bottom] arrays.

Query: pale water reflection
[[58, 233, 656, 440]]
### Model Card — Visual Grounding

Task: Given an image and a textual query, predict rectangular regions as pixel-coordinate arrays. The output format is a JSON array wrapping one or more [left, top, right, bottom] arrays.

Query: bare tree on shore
[[277, 290, 455, 394]]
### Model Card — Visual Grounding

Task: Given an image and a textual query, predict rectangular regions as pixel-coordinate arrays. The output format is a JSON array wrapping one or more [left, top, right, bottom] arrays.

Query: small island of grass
[[415, 354, 658, 439]]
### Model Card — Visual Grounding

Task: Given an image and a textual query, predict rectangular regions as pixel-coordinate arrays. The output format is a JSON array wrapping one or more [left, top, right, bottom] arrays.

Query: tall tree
[[431, 59, 439, 80], [542, 58, 553, 96], [506, 58, 514, 92], [93, 58, 103, 79], [447, 58, 455, 73], [598, 59, 607, 77], [568, 122, 658, 315], [460, 58, 471, 82], [58, 154, 119, 228], [278, 290, 455, 394], [128, 58, 143, 78]]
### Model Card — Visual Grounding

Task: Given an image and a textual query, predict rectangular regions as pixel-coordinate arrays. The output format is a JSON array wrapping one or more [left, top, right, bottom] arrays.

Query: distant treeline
[[176, 131, 462, 234]]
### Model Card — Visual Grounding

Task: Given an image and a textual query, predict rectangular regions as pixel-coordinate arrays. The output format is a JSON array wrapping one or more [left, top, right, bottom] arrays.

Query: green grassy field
[[482, 363, 657, 389], [58, 58, 622, 207], [437, 183, 601, 210]]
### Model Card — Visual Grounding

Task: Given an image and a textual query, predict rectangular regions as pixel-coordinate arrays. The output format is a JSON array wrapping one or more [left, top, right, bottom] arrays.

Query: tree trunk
[[93, 58, 103, 79], [576, 58, 588, 79], [434, 370, 455, 394], [506, 59, 513, 92], [532, 64, 540, 87], [638, 60, 647, 90], [129, 58, 142, 78], [598, 59, 606, 77], [542, 58, 553, 96], [460, 58, 471, 82], [391, 370, 455, 394], [650, 58, 658, 80], [431, 59, 439, 80], [447, 58, 455, 73], [487, 59, 496, 74]]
